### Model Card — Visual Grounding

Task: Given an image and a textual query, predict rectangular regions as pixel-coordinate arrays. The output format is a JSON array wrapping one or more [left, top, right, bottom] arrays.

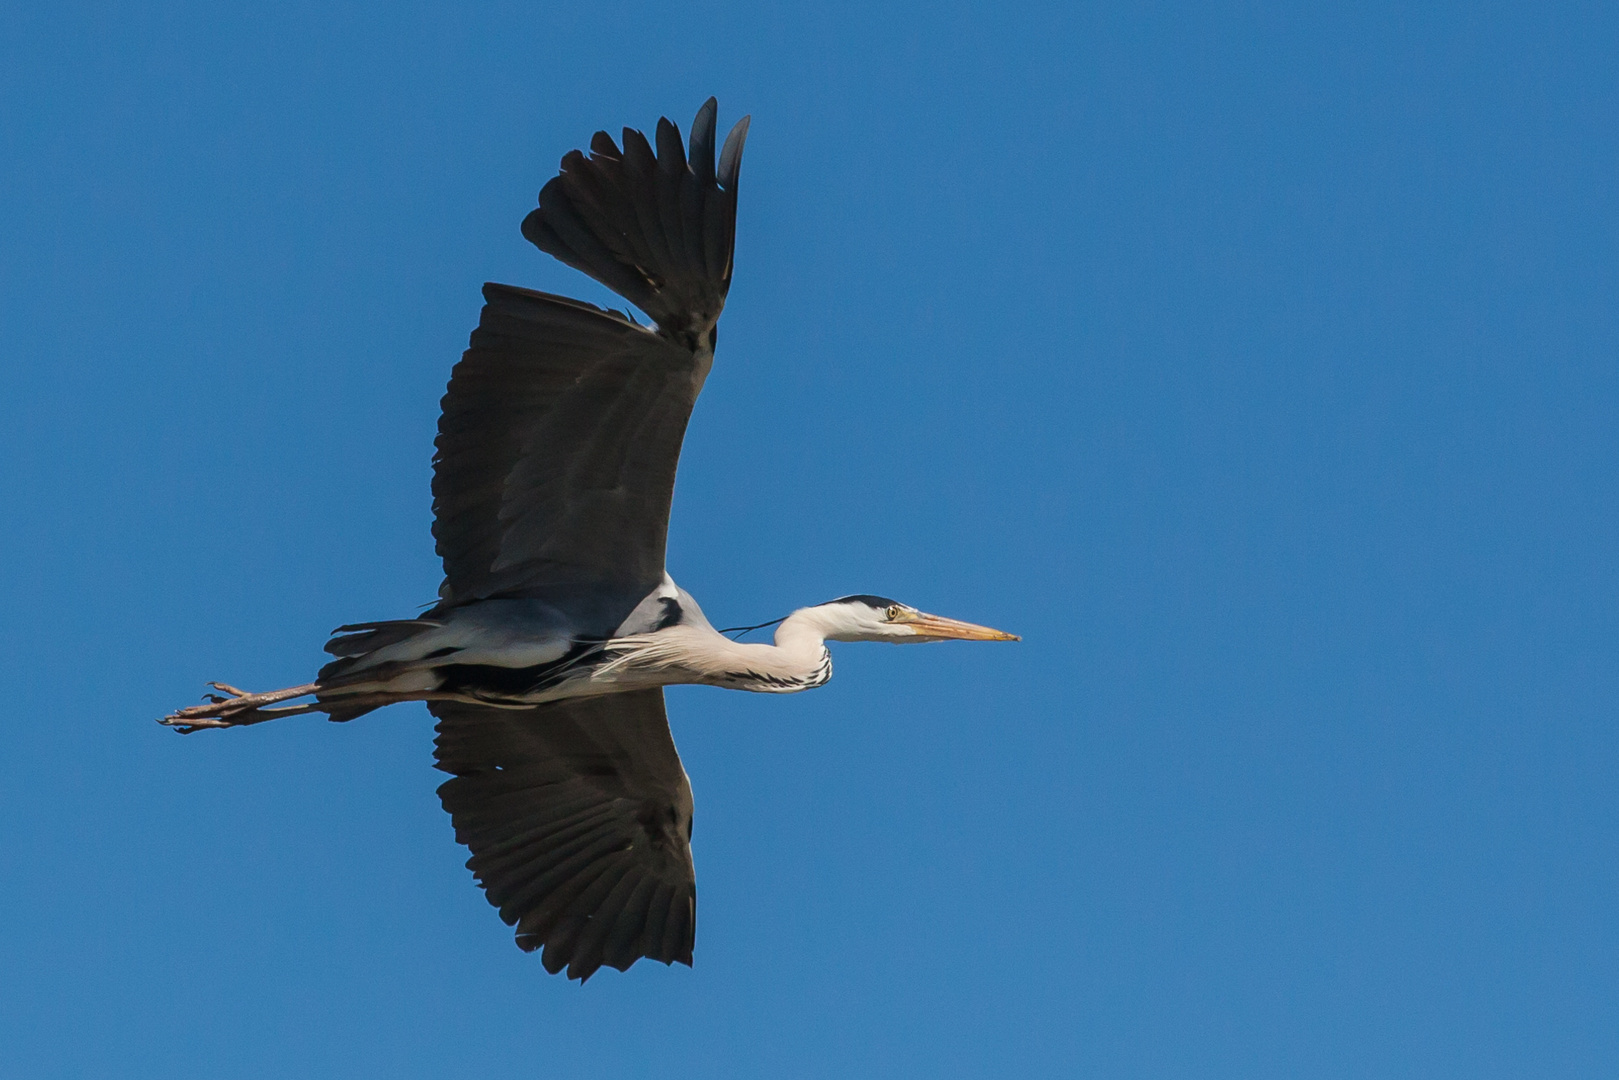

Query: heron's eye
[[885, 605, 901, 621]]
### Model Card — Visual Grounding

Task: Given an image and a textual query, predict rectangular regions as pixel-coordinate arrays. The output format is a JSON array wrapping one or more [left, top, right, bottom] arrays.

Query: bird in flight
[[163, 99, 1018, 981]]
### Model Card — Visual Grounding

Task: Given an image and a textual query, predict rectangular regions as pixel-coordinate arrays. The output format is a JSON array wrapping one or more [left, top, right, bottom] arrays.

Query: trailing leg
[[160, 682, 320, 732]]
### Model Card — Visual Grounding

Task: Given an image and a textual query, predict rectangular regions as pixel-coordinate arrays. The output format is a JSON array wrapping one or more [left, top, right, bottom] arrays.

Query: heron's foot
[[160, 682, 320, 734]]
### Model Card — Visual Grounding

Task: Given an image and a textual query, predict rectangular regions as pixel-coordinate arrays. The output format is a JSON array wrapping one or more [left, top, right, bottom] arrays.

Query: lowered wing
[[432, 689, 696, 982]]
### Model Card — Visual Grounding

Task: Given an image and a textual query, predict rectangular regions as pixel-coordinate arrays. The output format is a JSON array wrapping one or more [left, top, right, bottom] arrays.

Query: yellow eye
[[886, 605, 901, 621]]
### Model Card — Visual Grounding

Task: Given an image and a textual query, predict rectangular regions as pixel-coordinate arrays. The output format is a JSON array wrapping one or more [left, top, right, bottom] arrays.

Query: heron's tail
[[159, 619, 449, 731], [520, 97, 749, 338], [321, 618, 441, 667], [316, 618, 448, 721]]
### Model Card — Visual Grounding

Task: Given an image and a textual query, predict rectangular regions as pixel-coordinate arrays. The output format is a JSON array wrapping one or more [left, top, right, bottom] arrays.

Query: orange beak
[[899, 611, 1020, 641]]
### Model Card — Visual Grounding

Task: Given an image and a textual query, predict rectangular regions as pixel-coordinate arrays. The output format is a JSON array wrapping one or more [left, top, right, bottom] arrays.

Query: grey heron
[[163, 98, 1018, 981]]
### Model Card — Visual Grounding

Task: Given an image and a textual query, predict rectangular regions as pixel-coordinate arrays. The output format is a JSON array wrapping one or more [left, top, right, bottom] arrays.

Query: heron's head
[[810, 595, 1019, 644]]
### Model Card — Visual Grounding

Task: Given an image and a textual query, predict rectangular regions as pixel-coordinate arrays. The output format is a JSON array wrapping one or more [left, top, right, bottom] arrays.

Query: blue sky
[[2, 1, 1616, 1076]]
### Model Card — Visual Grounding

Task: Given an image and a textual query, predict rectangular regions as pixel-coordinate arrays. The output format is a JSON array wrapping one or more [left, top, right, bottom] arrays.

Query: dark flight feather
[[430, 285, 704, 620], [432, 690, 696, 982], [521, 98, 748, 338]]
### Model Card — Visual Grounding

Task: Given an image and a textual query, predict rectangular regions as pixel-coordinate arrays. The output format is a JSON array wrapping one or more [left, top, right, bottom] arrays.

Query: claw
[[158, 714, 226, 734]]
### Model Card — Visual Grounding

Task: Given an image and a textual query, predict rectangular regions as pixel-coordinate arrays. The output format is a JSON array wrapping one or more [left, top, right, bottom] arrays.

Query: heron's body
[[164, 99, 1015, 982], [320, 576, 835, 709]]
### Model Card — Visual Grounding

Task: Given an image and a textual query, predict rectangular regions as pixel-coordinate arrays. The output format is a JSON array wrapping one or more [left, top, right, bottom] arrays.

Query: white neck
[[596, 606, 835, 695], [702, 607, 834, 692]]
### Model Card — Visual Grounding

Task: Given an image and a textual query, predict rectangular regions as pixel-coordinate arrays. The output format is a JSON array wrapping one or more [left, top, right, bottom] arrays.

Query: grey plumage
[[321, 619, 442, 658]]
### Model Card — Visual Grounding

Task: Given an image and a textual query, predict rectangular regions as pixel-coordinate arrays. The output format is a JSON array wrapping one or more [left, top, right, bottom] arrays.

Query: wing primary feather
[[654, 117, 692, 275], [689, 98, 717, 184], [515, 98, 745, 340], [718, 115, 751, 192]]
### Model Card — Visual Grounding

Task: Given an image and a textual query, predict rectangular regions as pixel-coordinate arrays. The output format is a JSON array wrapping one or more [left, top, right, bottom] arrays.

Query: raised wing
[[522, 97, 750, 340], [433, 99, 750, 619], [432, 286, 703, 615], [432, 689, 696, 982]]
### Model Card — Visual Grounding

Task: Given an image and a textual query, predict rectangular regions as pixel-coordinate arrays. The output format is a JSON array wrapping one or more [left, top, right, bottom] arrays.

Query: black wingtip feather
[[689, 98, 717, 183], [655, 116, 686, 172], [520, 99, 746, 337], [718, 115, 750, 191]]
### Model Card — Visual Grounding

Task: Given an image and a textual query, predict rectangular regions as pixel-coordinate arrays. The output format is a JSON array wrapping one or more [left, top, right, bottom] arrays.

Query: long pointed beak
[[902, 611, 1020, 641]]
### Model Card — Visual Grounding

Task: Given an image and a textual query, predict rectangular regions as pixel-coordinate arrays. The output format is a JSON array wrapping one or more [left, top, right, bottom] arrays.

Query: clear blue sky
[[2, 1, 1616, 1076]]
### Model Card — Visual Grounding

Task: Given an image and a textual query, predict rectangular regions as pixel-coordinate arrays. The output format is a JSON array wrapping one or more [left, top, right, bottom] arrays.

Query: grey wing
[[432, 285, 703, 617], [522, 97, 750, 339], [432, 689, 696, 982]]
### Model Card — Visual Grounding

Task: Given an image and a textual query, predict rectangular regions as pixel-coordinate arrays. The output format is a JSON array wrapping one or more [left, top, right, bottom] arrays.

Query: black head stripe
[[828, 594, 902, 610]]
